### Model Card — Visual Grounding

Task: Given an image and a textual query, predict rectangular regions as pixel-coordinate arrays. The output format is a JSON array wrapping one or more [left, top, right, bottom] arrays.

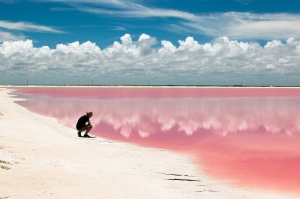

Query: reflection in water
[[15, 88, 300, 195]]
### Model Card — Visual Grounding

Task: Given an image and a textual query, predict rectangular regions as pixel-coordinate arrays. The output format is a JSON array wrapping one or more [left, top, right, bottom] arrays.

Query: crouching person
[[76, 111, 93, 137]]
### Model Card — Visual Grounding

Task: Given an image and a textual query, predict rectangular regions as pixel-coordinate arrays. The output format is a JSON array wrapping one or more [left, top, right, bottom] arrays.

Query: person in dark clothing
[[76, 112, 93, 137]]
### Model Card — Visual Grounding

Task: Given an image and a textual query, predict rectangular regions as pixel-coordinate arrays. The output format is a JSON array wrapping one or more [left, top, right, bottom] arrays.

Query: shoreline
[[0, 88, 298, 199], [1, 85, 300, 89]]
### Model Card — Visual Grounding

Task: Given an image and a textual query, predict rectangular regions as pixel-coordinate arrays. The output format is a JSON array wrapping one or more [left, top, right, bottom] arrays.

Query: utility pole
[[92, 80, 93, 86], [148, 81, 149, 86], [27, 79, 28, 86]]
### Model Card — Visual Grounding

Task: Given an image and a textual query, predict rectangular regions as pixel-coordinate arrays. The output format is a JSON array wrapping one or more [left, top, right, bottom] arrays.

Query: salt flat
[[0, 88, 297, 199]]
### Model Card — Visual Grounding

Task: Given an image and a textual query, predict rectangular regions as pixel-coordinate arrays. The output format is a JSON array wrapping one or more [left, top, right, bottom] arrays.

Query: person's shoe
[[77, 132, 82, 137], [83, 134, 91, 138]]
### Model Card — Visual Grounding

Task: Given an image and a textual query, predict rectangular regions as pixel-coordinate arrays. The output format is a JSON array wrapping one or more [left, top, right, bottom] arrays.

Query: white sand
[[0, 88, 298, 199]]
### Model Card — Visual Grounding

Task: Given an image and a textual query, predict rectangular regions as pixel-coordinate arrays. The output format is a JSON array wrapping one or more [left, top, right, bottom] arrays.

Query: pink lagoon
[[13, 87, 300, 196]]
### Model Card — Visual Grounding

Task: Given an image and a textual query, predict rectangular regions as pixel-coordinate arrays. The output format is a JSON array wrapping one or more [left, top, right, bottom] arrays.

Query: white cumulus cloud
[[0, 34, 300, 85]]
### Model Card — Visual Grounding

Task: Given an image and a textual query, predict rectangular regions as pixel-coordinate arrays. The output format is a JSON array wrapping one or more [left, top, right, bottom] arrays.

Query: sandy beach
[[0, 87, 298, 199]]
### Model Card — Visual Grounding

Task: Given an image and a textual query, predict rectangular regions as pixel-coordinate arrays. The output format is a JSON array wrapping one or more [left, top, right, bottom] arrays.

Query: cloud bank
[[1, 34, 300, 85]]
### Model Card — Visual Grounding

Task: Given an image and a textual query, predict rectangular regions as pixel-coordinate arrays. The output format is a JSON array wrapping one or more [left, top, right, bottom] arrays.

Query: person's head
[[86, 111, 93, 118]]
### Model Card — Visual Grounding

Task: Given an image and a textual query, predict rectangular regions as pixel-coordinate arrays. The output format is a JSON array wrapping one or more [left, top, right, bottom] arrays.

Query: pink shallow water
[[13, 87, 300, 195], [14, 87, 300, 98]]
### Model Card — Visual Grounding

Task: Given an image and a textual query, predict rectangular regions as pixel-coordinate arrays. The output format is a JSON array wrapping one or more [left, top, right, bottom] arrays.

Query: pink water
[[13, 87, 300, 195]]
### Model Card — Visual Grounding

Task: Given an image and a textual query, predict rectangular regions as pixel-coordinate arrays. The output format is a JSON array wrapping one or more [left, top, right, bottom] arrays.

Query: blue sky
[[0, 0, 300, 85]]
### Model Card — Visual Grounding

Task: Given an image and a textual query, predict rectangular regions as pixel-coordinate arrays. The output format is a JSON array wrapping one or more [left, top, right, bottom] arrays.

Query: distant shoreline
[[1, 84, 300, 88]]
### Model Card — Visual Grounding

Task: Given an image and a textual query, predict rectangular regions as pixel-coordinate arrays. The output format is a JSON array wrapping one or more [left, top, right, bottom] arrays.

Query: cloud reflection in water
[[16, 90, 300, 195]]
